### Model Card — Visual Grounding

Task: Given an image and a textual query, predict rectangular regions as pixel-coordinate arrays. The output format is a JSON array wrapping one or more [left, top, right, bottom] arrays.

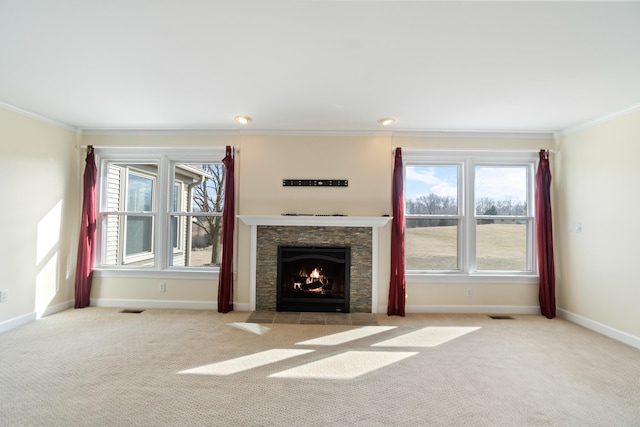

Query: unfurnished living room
[[1, 1, 639, 426]]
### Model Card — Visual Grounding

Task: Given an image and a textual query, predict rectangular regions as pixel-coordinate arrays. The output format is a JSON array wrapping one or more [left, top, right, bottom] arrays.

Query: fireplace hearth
[[277, 246, 350, 312]]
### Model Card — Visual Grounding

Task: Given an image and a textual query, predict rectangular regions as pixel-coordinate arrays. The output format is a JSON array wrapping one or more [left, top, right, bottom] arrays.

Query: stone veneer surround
[[256, 226, 372, 312], [239, 216, 391, 313]]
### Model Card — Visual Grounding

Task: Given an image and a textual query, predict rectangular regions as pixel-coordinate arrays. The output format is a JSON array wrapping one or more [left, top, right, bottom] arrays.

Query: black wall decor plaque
[[282, 179, 348, 187]]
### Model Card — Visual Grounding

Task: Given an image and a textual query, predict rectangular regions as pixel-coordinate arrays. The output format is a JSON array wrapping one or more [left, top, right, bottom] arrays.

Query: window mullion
[[464, 159, 476, 273], [528, 163, 536, 273], [156, 155, 170, 270]]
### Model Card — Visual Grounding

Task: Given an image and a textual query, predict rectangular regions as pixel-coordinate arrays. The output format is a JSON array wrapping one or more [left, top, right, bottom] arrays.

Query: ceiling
[[1, 1, 639, 134]]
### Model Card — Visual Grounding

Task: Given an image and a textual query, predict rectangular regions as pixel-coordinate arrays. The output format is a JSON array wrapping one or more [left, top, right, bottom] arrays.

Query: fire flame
[[308, 268, 321, 281], [292, 266, 329, 293]]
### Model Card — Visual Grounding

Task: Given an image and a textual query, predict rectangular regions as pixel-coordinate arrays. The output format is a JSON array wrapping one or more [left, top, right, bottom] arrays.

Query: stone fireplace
[[239, 216, 391, 313]]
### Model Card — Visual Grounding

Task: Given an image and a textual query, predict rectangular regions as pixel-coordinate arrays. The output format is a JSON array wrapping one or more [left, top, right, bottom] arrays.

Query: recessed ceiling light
[[234, 115, 252, 124], [378, 118, 396, 126]]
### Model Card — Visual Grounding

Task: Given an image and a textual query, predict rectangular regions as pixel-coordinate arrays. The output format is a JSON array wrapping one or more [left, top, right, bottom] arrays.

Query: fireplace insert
[[276, 246, 350, 312]]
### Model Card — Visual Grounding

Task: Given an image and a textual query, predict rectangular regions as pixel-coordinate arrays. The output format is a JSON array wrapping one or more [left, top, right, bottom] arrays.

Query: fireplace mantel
[[239, 215, 390, 313], [238, 215, 391, 228]]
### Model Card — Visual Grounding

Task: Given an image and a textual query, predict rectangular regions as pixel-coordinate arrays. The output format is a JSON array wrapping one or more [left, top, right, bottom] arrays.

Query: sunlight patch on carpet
[[296, 326, 396, 346], [229, 322, 271, 335], [371, 326, 481, 348], [270, 351, 418, 379], [178, 349, 313, 376]]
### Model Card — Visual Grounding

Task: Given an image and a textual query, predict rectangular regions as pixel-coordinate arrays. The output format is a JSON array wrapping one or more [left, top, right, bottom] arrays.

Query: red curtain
[[536, 149, 556, 319], [217, 146, 235, 313], [74, 146, 97, 309], [388, 147, 406, 316]]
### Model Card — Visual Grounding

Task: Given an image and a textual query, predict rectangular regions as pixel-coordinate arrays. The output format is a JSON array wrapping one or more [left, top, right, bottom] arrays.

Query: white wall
[[0, 107, 79, 330], [80, 131, 554, 314], [238, 135, 391, 216], [5, 103, 638, 347], [555, 109, 640, 340]]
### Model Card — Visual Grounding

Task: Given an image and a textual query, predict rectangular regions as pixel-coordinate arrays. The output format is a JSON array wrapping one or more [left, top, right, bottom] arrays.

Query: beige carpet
[[1, 308, 639, 426]]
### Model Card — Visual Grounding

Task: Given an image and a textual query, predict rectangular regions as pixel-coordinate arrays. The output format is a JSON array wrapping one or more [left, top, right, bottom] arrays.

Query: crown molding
[[0, 101, 558, 138], [237, 129, 394, 137], [80, 128, 390, 137], [391, 130, 556, 140], [80, 128, 242, 136], [79, 128, 556, 139], [560, 103, 640, 136], [10, 97, 636, 140], [0, 102, 76, 131]]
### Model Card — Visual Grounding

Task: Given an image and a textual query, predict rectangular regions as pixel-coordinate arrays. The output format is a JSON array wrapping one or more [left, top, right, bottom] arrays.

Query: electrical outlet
[[159, 283, 166, 292], [0, 290, 8, 302], [568, 222, 583, 233], [466, 288, 473, 297]]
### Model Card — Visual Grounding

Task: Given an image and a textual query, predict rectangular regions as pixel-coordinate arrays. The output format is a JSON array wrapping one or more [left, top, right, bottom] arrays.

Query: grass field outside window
[[404, 151, 536, 276]]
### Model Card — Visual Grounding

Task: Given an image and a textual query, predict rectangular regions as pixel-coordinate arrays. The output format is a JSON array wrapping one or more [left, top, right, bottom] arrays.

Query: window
[[124, 168, 155, 262], [404, 151, 537, 279], [169, 163, 225, 268], [96, 148, 228, 273], [474, 166, 531, 271], [405, 165, 460, 271]]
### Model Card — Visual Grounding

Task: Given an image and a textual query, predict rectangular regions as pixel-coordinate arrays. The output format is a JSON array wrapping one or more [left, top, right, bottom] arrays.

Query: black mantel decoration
[[282, 179, 348, 187]]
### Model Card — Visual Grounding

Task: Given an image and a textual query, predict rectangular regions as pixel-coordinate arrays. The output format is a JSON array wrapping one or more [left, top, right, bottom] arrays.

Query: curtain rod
[[76, 145, 239, 153], [393, 147, 556, 154]]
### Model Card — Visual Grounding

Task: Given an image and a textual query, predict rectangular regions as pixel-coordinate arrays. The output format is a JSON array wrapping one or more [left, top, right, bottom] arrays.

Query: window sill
[[406, 273, 539, 285], [94, 268, 218, 280]]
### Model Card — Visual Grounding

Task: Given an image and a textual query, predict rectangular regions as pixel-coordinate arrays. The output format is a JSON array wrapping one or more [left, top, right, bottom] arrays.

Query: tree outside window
[[97, 149, 228, 271]]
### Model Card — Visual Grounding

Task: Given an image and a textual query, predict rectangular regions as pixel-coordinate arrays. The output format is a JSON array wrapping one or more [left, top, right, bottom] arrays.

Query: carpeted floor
[[1, 308, 639, 426]]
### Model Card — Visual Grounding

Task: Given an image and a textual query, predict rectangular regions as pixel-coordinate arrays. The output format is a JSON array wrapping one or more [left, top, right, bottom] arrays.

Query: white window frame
[[94, 147, 228, 280], [171, 181, 185, 254], [404, 150, 539, 284], [169, 162, 223, 268], [122, 168, 156, 265]]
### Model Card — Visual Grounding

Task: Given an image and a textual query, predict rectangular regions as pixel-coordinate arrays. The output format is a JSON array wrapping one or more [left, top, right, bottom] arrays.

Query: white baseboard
[[382, 305, 541, 315], [233, 302, 250, 311], [557, 308, 640, 350], [91, 298, 250, 312], [0, 312, 36, 334], [91, 298, 217, 310], [39, 300, 74, 318], [1, 300, 73, 334]]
